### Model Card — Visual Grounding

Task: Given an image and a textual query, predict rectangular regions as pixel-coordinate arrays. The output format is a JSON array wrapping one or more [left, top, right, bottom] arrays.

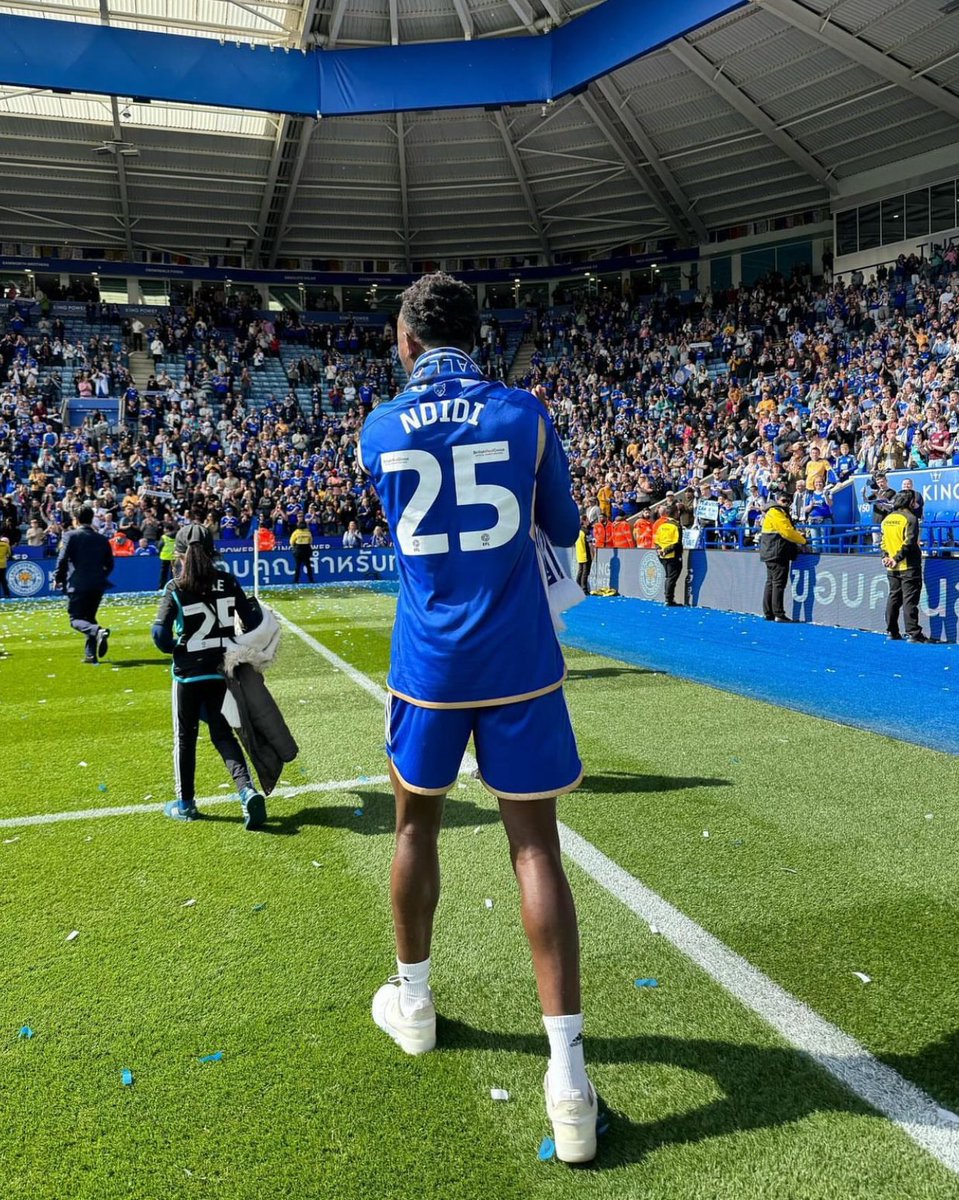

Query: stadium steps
[[508, 332, 536, 385], [129, 350, 154, 390]]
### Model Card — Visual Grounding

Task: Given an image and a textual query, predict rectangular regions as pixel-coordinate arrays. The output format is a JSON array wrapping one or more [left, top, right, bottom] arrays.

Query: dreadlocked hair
[[398, 272, 479, 353], [176, 541, 218, 594]]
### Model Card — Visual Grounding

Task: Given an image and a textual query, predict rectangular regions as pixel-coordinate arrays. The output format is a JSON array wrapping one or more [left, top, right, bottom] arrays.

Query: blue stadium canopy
[[0, 0, 957, 267]]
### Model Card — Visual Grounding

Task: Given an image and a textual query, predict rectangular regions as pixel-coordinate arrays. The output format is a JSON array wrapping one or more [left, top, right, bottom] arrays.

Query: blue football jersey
[[359, 347, 579, 707]]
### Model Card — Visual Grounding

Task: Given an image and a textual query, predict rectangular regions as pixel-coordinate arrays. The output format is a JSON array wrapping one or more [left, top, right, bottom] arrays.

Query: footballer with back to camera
[[358, 273, 597, 1163]]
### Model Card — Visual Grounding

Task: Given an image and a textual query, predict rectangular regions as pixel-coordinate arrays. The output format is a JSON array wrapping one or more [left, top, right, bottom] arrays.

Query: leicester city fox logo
[[638, 551, 664, 600], [8, 560, 45, 597]]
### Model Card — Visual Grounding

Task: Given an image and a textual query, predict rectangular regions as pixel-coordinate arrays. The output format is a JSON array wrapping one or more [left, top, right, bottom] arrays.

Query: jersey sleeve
[[152, 582, 178, 653], [533, 416, 580, 548], [229, 575, 261, 632]]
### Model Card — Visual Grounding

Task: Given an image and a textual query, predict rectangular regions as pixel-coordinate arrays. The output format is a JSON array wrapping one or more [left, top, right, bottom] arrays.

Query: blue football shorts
[[385, 686, 583, 801]]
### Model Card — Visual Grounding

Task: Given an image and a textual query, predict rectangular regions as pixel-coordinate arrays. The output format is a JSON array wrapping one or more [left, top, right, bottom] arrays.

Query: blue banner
[[4, 547, 398, 601], [0, 246, 697, 291], [0, 4, 745, 119], [690, 548, 959, 642]]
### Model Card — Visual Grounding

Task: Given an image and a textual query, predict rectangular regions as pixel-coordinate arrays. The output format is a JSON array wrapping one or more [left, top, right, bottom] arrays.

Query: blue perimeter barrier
[[588, 547, 959, 642], [3, 547, 398, 600]]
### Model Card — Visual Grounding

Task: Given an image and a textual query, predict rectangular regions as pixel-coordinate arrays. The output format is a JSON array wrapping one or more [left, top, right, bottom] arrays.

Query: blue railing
[[697, 521, 959, 555]]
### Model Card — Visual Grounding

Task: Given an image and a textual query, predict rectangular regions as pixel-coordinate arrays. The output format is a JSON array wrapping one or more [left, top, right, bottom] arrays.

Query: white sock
[[397, 957, 431, 1013], [543, 1013, 589, 1096]]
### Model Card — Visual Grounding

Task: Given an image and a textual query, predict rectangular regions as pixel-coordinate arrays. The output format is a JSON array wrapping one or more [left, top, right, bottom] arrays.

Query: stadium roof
[[0, 0, 958, 267]]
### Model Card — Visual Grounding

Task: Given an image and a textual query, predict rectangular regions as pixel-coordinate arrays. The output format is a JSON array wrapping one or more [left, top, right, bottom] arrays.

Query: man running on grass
[[358, 273, 595, 1163]]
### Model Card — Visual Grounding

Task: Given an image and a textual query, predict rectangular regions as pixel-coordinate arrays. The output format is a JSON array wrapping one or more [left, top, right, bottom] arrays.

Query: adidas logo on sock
[[569, 1032, 584, 1047]]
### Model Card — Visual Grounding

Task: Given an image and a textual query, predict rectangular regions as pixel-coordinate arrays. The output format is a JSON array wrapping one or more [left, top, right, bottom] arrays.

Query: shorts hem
[[387, 675, 565, 710], [388, 756, 457, 797], [478, 765, 584, 802]]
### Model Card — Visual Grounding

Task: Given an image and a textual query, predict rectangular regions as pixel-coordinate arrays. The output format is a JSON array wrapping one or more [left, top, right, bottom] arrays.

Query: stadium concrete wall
[[589, 548, 959, 642]]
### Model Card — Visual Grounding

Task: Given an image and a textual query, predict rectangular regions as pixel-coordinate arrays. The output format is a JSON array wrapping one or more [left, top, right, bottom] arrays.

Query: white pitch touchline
[[0, 775, 390, 830], [278, 608, 959, 1177], [275, 609, 479, 772]]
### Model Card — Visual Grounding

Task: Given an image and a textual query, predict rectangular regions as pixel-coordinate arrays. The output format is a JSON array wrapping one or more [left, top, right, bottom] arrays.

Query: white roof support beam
[[388, 0, 399, 44], [670, 37, 837, 195], [396, 112, 411, 270], [267, 116, 316, 267], [295, 0, 322, 43], [99, 0, 134, 256], [326, 0, 349, 47], [251, 112, 291, 263], [109, 97, 135, 258], [451, 0, 473, 40], [756, 0, 959, 123], [492, 109, 550, 260], [593, 76, 708, 243], [538, 0, 563, 23], [577, 92, 690, 243], [505, 0, 539, 34]]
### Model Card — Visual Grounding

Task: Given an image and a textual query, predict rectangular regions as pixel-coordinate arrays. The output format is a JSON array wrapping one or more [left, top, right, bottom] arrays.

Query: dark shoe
[[82, 656, 98, 665], [907, 632, 928, 643], [888, 631, 903, 641], [774, 616, 793, 623], [763, 615, 775, 621], [666, 601, 680, 607], [240, 786, 267, 831], [96, 627, 110, 660]]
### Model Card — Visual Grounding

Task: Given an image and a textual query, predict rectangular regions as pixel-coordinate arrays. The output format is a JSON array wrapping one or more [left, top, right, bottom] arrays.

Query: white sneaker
[[544, 1074, 598, 1164], [371, 978, 436, 1056]]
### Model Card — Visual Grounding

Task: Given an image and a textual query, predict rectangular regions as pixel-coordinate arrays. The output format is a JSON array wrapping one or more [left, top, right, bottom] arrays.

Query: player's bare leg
[[497, 796, 580, 1015], [388, 762, 445, 962], [499, 794, 596, 1164], [371, 764, 443, 1056]]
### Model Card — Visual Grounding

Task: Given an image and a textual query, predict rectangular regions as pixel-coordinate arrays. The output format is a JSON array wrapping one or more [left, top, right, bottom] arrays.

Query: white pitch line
[[279, 606, 959, 1176], [278, 610, 479, 773], [0, 775, 389, 830]]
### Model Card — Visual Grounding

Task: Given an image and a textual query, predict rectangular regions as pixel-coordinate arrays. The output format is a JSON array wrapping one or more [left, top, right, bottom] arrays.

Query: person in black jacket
[[865, 473, 896, 546], [151, 523, 267, 828], [53, 507, 114, 663], [759, 494, 807, 622]]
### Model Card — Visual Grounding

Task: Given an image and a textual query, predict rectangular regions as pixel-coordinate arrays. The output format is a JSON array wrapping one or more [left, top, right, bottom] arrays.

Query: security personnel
[[653, 505, 683, 606], [0, 535, 11, 598], [759, 493, 806, 622], [255, 521, 277, 552], [574, 516, 592, 595], [289, 518, 315, 584], [592, 515, 610, 550], [632, 510, 654, 548], [110, 530, 135, 557], [881, 490, 927, 642], [610, 515, 634, 550], [158, 525, 177, 589], [53, 507, 114, 662]]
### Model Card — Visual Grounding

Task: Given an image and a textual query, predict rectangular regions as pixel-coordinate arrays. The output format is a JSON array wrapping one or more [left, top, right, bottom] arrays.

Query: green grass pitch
[[0, 588, 957, 1199]]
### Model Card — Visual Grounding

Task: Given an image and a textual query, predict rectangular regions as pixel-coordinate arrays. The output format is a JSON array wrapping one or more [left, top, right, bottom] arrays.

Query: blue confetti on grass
[[597, 1115, 610, 1136], [353, 808, 364, 817], [197, 1052, 223, 1064], [98, 784, 108, 793], [537, 1137, 555, 1161], [634, 978, 658, 988], [17, 1025, 33, 1039], [121, 1069, 133, 1086], [251, 902, 267, 913]]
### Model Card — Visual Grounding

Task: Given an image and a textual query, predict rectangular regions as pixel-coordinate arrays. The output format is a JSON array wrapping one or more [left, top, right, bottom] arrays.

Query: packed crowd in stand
[[520, 254, 959, 548], [3, 253, 959, 561], [0, 290, 399, 554]]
